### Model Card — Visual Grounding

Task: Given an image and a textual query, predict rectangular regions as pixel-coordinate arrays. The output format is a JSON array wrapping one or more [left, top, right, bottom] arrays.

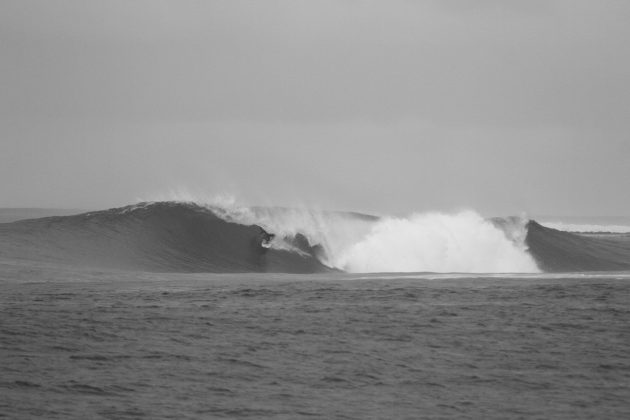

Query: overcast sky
[[1, 0, 629, 216]]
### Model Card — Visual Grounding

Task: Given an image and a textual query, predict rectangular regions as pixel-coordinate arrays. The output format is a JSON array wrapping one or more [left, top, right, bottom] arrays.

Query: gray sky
[[1, 0, 629, 216]]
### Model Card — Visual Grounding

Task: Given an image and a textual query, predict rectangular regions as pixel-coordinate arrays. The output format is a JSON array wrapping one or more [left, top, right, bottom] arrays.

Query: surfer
[[258, 227, 275, 249]]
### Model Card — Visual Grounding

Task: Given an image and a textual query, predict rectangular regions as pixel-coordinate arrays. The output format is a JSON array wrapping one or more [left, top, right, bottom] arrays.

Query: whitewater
[[215, 204, 538, 273]]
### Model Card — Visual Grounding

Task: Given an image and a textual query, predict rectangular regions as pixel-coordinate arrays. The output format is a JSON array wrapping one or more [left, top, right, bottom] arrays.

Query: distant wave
[[541, 222, 630, 234], [1, 201, 629, 274]]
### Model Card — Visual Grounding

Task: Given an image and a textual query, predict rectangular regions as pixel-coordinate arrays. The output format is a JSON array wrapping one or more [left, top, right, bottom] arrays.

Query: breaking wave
[[1, 201, 629, 274], [334, 212, 537, 273]]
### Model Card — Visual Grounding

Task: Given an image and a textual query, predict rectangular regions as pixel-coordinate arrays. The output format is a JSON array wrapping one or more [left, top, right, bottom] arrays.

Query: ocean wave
[[1, 201, 629, 274], [541, 222, 630, 234]]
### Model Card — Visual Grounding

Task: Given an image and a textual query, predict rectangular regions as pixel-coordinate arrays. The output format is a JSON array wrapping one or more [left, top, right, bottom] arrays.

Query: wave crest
[[215, 205, 538, 273], [327, 211, 536, 273]]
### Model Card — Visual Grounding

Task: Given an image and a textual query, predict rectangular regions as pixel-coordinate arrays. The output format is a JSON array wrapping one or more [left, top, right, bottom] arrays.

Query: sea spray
[[335, 211, 538, 273], [202, 200, 539, 273]]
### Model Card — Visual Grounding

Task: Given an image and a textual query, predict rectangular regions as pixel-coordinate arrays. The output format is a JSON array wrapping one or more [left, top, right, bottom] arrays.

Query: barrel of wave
[[333, 211, 539, 273]]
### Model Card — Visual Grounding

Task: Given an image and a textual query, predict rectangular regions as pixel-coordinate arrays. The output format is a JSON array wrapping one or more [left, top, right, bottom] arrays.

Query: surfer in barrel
[[258, 227, 275, 249]]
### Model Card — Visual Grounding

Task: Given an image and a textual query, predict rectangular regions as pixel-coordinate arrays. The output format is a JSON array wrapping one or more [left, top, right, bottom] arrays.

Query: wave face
[[0, 202, 331, 273], [525, 221, 630, 272], [1, 201, 629, 274]]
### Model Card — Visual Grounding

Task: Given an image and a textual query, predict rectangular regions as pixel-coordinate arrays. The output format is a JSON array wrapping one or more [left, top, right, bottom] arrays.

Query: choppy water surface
[[1, 268, 630, 419]]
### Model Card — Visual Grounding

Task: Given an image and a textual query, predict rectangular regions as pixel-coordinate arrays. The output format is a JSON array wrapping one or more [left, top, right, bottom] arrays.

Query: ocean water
[[2, 265, 630, 419], [2, 202, 630, 418]]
